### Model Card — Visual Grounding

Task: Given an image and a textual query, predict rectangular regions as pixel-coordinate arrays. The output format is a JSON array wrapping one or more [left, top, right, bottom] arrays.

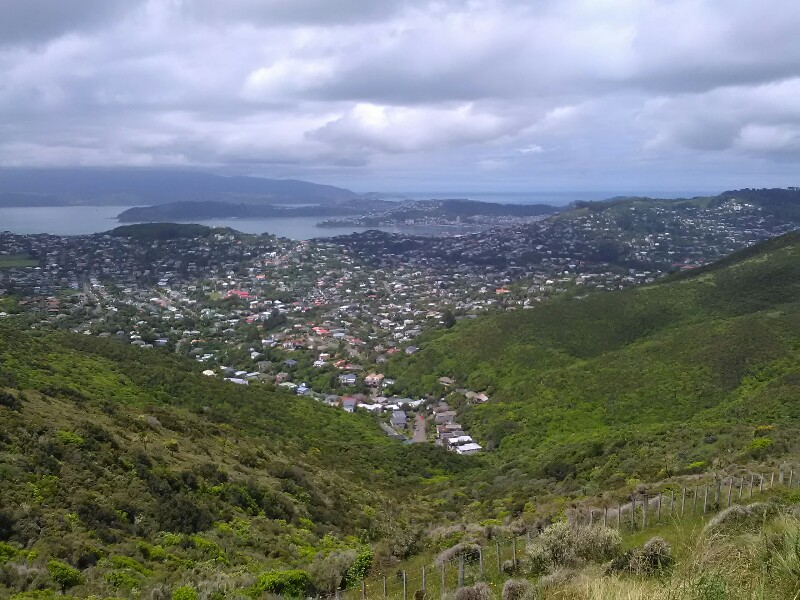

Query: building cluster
[[1, 198, 796, 454]]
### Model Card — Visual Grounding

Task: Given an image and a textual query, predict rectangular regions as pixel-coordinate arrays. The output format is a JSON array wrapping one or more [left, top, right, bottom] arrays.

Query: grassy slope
[[390, 232, 800, 500], [0, 325, 466, 595]]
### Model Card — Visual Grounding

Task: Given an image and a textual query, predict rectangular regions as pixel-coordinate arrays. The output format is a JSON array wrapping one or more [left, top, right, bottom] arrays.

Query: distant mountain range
[[0, 168, 358, 206]]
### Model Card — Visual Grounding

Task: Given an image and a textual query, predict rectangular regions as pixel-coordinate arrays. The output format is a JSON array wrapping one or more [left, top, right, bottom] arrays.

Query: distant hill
[[116, 200, 366, 222], [573, 187, 800, 222], [389, 232, 800, 498], [0, 168, 358, 206]]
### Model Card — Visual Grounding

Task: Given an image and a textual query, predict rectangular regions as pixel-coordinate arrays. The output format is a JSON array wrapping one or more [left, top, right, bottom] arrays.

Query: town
[[1, 197, 796, 453]]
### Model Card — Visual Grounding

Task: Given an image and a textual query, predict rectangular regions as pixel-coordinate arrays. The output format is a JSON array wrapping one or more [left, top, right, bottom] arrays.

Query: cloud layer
[[1, 0, 799, 192]]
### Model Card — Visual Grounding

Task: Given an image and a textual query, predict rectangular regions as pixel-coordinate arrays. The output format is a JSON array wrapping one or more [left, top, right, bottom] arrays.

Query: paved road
[[412, 415, 427, 443]]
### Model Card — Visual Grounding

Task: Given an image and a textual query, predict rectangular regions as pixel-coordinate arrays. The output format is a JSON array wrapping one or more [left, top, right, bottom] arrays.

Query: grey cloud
[[0, 0, 131, 45]]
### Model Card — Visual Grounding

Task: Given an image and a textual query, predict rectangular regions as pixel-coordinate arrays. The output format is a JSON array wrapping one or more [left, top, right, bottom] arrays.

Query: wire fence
[[338, 468, 797, 600]]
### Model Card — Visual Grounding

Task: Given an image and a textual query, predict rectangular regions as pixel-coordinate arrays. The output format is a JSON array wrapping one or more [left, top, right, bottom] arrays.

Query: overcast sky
[[1, 0, 799, 194]]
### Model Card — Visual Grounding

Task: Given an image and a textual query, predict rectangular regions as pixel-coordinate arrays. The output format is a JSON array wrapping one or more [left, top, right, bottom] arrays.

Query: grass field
[[0, 254, 38, 268]]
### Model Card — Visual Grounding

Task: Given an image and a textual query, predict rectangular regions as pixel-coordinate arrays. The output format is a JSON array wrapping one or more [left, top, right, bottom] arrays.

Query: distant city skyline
[[1, 1, 799, 191]]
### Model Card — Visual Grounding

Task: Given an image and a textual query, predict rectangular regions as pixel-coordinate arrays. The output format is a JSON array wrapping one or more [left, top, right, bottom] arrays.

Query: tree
[[47, 559, 83, 594]]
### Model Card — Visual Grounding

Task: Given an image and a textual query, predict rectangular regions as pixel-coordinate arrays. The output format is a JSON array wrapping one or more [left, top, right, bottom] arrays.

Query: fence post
[[770, 472, 775, 489], [670, 490, 674, 516], [657, 492, 662, 522], [382, 577, 386, 600], [693, 486, 698, 515], [714, 479, 720, 506], [749, 474, 754, 499], [631, 498, 636, 530], [403, 571, 407, 600], [642, 496, 648, 529], [478, 547, 484, 578], [336, 589, 341, 600], [727, 478, 733, 506], [495, 541, 501, 574], [791, 470, 795, 488], [512, 537, 518, 571], [441, 564, 446, 597], [703, 485, 708, 514], [458, 556, 464, 587], [589, 509, 593, 527], [603, 507, 608, 527], [617, 504, 621, 530], [362, 580, 366, 600], [422, 565, 426, 596], [759, 474, 764, 494], [681, 487, 686, 517], [739, 477, 743, 500]]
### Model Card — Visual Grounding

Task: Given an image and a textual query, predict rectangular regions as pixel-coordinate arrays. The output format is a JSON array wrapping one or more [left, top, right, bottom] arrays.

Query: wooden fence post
[[749, 474, 754, 499], [770, 472, 775, 489], [403, 570, 407, 600], [603, 506, 608, 527], [617, 504, 621, 529], [714, 479, 720, 506], [589, 509, 593, 527], [759, 474, 764, 494], [739, 477, 743, 500], [383, 576, 386, 600], [631, 498, 636, 530], [362, 580, 366, 600], [458, 556, 464, 587], [703, 485, 708, 514], [512, 537, 518, 571], [478, 547, 484, 578], [727, 478, 733, 507], [495, 541, 501, 574], [693, 486, 698, 515], [422, 565, 426, 595], [791, 470, 795, 488], [670, 490, 674, 516], [441, 564, 445, 597], [642, 496, 648, 529], [681, 487, 686, 517], [657, 492, 662, 522]]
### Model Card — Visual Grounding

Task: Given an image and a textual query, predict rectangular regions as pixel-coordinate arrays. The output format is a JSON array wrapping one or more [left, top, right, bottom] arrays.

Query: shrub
[[435, 542, 480, 566], [502, 579, 531, 600], [607, 536, 672, 575], [533, 522, 621, 570], [309, 550, 356, 594], [172, 585, 199, 600], [454, 582, 491, 600], [703, 502, 779, 535], [46, 560, 83, 593], [745, 438, 774, 458], [525, 542, 550, 576], [0, 541, 19, 564], [344, 547, 373, 587], [250, 569, 312, 598]]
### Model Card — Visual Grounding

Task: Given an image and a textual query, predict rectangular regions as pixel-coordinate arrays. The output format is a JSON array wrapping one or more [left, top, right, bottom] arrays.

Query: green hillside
[[390, 232, 800, 500], [0, 326, 465, 597]]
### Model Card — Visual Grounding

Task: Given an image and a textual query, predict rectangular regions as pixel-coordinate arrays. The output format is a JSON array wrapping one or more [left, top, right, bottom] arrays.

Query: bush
[[703, 502, 780, 535], [46, 560, 83, 593], [502, 579, 531, 600], [309, 551, 356, 594], [454, 582, 491, 600], [172, 585, 199, 600], [344, 547, 373, 587], [435, 542, 480, 566], [607, 536, 672, 575], [533, 522, 621, 570], [250, 569, 312, 598]]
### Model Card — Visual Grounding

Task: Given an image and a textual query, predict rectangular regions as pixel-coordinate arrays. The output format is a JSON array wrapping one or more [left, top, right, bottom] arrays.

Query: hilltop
[[389, 232, 800, 501]]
